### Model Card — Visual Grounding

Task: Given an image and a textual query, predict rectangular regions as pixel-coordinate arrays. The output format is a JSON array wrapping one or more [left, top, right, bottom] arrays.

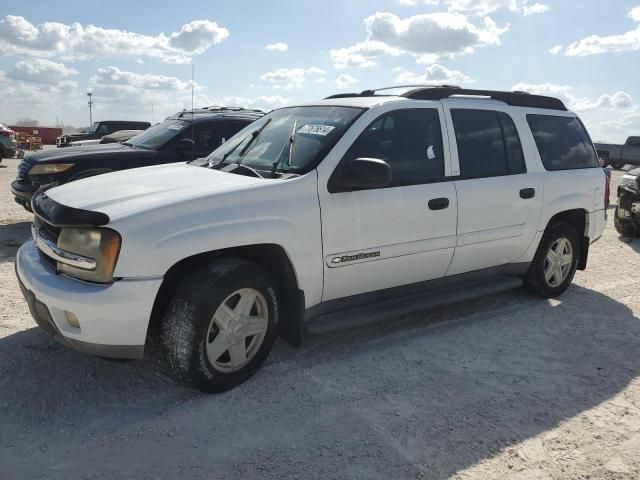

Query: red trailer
[[9, 126, 62, 145]]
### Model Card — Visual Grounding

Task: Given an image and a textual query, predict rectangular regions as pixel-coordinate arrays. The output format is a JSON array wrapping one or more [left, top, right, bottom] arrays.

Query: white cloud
[[558, 7, 640, 56], [7, 58, 77, 86], [264, 42, 288, 52], [0, 15, 229, 64], [259, 66, 326, 89], [90, 66, 197, 91], [549, 44, 562, 55], [335, 74, 359, 89], [393, 63, 475, 84], [522, 3, 549, 15], [331, 11, 508, 68], [399, 1, 549, 16], [511, 83, 633, 112], [206, 95, 291, 112]]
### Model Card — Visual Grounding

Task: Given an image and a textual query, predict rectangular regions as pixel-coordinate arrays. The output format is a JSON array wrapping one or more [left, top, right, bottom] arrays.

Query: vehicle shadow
[[0, 285, 639, 479], [0, 221, 31, 263]]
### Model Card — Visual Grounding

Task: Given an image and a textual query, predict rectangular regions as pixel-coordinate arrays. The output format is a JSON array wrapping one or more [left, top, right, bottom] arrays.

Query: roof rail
[[175, 106, 265, 118], [324, 85, 459, 100], [402, 87, 567, 110], [325, 85, 567, 111]]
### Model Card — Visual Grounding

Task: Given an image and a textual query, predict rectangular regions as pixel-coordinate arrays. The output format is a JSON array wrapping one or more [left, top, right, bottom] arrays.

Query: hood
[[46, 163, 265, 221], [629, 167, 640, 177], [24, 143, 155, 163]]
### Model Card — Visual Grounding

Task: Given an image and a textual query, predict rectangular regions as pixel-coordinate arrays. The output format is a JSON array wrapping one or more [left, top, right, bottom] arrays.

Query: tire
[[0, 149, 4, 163], [614, 208, 636, 237], [524, 221, 580, 298], [17, 150, 24, 159], [610, 161, 626, 170], [160, 258, 279, 393]]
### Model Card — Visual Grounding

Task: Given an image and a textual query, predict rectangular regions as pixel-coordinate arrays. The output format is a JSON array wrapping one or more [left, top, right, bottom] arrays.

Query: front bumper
[[16, 240, 163, 359], [11, 180, 37, 210]]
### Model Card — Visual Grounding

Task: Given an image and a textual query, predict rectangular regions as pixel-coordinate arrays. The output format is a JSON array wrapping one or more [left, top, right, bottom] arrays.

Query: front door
[[318, 105, 458, 302]]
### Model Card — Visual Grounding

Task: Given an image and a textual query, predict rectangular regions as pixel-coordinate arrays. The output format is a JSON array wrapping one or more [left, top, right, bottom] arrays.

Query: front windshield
[[125, 119, 188, 150], [201, 106, 363, 174], [85, 124, 98, 134]]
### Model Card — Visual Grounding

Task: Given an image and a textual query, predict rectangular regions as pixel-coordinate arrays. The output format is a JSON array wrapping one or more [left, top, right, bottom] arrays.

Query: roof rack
[[325, 85, 568, 111], [175, 106, 265, 118]]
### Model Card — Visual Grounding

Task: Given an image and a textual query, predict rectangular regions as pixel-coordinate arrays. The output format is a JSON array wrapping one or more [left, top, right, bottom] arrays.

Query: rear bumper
[[16, 240, 163, 359], [2, 147, 17, 157]]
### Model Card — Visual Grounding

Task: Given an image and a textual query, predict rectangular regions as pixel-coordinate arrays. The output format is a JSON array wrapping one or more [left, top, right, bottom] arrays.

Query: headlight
[[620, 174, 640, 192], [29, 163, 74, 175], [57, 228, 121, 283]]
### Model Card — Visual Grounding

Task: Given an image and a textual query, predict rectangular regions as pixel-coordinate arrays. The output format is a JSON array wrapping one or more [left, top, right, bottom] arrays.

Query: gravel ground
[[1, 151, 639, 480]]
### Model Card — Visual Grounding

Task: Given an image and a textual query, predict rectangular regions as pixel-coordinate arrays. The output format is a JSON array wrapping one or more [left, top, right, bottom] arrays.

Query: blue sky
[[0, 0, 639, 141]]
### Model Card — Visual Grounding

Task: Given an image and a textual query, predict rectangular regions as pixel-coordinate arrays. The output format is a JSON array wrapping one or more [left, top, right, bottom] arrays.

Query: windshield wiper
[[207, 118, 272, 169], [271, 120, 297, 177]]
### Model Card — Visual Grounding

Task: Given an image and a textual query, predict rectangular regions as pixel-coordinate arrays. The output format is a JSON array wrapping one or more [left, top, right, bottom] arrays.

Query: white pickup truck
[[16, 86, 608, 392]]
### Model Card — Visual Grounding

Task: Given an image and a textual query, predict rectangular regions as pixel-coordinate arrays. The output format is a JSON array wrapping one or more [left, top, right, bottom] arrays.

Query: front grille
[[34, 216, 61, 243], [16, 159, 31, 181]]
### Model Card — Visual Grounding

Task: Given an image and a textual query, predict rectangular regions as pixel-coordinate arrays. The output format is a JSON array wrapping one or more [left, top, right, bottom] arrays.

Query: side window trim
[[328, 105, 453, 192], [445, 106, 527, 180]]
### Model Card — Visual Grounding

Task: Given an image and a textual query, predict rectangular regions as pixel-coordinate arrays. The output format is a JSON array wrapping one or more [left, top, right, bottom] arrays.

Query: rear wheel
[[160, 259, 279, 393], [0, 149, 4, 163], [524, 222, 579, 298]]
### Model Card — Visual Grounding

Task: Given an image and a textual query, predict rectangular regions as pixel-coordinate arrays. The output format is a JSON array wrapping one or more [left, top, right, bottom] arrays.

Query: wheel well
[[547, 209, 589, 270], [148, 244, 304, 347]]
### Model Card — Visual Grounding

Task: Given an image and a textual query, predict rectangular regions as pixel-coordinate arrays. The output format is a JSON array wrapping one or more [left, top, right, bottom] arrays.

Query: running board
[[306, 275, 523, 335]]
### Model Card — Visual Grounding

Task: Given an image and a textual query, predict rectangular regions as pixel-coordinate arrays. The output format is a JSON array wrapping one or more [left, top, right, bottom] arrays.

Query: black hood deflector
[[32, 190, 110, 228]]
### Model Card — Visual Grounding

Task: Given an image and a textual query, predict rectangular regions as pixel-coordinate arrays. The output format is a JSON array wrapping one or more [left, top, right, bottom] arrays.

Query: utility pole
[[87, 92, 93, 126]]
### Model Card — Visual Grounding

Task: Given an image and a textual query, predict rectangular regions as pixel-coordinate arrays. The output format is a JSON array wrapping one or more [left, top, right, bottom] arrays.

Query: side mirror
[[176, 137, 195, 154], [330, 157, 392, 193]]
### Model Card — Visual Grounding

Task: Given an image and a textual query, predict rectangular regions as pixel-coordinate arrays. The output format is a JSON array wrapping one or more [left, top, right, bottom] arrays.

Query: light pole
[[87, 92, 93, 126]]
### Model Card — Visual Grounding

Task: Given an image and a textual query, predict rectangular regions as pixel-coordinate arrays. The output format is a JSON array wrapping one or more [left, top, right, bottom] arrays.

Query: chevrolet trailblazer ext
[[17, 87, 607, 392]]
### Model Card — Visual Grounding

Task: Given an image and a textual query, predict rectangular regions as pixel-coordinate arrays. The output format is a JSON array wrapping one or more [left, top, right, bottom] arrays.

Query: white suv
[[16, 87, 607, 392]]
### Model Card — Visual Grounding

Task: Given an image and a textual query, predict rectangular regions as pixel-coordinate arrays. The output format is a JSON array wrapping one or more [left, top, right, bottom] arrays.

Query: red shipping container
[[9, 126, 63, 145]]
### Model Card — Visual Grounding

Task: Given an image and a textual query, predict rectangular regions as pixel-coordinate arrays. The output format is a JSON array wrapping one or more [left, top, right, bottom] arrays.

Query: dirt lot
[[0, 153, 639, 480]]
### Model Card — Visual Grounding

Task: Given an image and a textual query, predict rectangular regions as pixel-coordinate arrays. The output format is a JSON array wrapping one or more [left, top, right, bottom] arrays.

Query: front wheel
[[524, 222, 579, 298], [614, 207, 636, 237], [160, 259, 279, 393], [610, 161, 626, 170]]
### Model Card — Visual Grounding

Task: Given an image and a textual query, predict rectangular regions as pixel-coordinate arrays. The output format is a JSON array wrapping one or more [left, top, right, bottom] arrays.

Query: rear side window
[[451, 109, 526, 179], [627, 137, 640, 147], [527, 114, 599, 170], [344, 108, 445, 187]]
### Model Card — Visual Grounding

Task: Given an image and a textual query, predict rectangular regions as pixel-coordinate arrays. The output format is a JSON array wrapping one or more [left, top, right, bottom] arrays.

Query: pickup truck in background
[[595, 136, 640, 170], [56, 120, 151, 148]]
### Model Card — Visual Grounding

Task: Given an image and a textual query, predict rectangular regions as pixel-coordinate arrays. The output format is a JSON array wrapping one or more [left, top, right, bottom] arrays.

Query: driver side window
[[342, 108, 445, 187]]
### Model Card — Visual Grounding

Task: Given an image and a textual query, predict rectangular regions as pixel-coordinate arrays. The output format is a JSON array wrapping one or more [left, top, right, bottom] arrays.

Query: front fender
[[111, 172, 324, 307]]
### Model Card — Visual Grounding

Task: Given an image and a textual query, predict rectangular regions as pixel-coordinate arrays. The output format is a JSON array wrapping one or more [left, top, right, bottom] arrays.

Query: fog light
[[64, 311, 80, 329]]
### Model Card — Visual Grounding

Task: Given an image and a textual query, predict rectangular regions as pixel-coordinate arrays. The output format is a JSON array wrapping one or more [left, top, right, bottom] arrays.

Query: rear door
[[444, 105, 543, 276], [317, 104, 458, 301]]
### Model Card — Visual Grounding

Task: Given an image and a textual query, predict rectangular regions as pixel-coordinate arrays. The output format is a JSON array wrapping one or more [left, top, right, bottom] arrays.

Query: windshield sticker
[[297, 124, 335, 136]]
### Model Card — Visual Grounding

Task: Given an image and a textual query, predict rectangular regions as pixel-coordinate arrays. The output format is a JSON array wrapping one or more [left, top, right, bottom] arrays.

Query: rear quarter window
[[526, 114, 599, 171]]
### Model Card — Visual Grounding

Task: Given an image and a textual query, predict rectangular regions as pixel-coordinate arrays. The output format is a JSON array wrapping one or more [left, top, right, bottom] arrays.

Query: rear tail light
[[604, 170, 611, 211]]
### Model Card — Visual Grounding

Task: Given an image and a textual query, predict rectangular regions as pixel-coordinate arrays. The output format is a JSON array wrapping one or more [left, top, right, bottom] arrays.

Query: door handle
[[428, 197, 449, 210], [520, 188, 536, 199]]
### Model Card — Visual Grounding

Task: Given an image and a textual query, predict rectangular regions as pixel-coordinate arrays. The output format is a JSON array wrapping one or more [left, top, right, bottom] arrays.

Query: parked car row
[[56, 120, 152, 148], [11, 107, 264, 211], [14, 86, 611, 393]]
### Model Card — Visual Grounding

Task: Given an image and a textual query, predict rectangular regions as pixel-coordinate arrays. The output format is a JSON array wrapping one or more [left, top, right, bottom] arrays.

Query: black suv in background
[[12, 107, 264, 211], [56, 120, 152, 147]]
